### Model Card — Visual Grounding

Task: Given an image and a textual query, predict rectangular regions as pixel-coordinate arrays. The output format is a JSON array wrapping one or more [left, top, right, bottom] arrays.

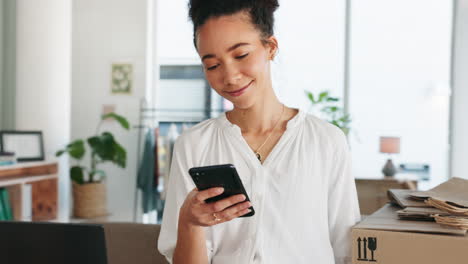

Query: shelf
[[0, 174, 57, 187], [0, 159, 57, 171], [0, 160, 58, 180], [0, 161, 58, 221]]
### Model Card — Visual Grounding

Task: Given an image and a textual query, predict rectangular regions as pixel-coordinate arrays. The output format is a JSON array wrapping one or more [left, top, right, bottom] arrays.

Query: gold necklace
[[254, 104, 285, 162]]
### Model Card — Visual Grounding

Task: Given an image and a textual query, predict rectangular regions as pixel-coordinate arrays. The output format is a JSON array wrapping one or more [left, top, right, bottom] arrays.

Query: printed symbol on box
[[357, 237, 377, 262]]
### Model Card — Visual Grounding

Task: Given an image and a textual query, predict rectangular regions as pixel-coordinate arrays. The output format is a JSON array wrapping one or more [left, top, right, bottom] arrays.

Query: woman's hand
[[179, 187, 252, 227]]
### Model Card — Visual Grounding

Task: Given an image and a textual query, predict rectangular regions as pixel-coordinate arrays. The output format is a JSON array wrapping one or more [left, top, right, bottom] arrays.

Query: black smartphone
[[188, 164, 255, 217]]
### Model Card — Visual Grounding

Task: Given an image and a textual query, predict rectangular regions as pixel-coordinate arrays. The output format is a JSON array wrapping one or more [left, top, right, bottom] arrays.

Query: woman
[[158, 0, 360, 263]]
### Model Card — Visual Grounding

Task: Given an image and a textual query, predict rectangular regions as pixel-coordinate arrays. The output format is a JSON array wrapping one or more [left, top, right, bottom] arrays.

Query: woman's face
[[196, 12, 277, 109]]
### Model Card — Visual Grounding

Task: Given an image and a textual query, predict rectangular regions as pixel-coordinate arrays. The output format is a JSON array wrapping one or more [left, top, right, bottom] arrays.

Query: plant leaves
[[341, 127, 350, 135], [67, 140, 85, 159], [322, 106, 339, 113], [102, 112, 130, 130], [339, 114, 351, 123], [55, 139, 85, 160], [318, 91, 329, 102], [330, 120, 340, 127], [306, 91, 316, 104], [70, 166, 85, 184], [113, 141, 127, 168], [305, 90, 352, 136], [87, 132, 127, 168], [87, 132, 115, 161]]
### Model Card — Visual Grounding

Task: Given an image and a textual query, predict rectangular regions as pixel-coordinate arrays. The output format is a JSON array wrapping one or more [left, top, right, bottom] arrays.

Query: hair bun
[[258, 0, 280, 10], [189, 0, 280, 47]]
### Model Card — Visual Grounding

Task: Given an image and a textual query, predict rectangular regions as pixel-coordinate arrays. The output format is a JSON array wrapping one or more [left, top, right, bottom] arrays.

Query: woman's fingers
[[231, 207, 253, 219], [185, 188, 251, 226], [195, 187, 224, 203], [204, 194, 246, 213], [216, 201, 252, 221]]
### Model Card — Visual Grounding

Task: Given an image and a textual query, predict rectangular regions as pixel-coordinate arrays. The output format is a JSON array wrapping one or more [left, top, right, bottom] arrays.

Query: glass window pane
[[274, 1, 345, 109], [348, 0, 453, 189]]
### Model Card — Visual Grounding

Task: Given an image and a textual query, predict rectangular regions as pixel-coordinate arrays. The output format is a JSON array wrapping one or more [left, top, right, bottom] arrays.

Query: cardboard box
[[352, 204, 468, 264]]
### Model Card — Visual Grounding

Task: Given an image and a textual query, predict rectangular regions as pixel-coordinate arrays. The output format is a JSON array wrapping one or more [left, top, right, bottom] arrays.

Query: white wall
[[15, 0, 72, 221], [451, 0, 468, 180], [72, 0, 148, 220], [157, 0, 198, 63]]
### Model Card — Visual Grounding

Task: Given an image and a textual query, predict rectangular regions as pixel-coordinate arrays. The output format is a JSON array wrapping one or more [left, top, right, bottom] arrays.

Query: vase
[[72, 181, 107, 218], [382, 159, 397, 177]]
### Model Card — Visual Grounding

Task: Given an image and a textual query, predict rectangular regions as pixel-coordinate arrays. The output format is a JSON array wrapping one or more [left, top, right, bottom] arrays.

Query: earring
[[270, 52, 277, 60]]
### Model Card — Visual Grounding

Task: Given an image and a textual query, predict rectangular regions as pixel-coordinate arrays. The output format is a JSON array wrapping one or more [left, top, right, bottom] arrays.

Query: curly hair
[[188, 0, 279, 48]]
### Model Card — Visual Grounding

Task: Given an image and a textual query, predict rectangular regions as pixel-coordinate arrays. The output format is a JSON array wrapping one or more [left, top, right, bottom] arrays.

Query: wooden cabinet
[[0, 161, 58, 221], [355, 175, 418, 216]]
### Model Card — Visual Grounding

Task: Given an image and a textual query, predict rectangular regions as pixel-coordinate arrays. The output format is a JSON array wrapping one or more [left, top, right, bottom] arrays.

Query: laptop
[[0, 221, 108, 264]]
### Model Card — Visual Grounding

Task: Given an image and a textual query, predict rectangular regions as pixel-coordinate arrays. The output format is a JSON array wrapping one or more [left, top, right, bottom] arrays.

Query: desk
[[355, 175, 418, 215]]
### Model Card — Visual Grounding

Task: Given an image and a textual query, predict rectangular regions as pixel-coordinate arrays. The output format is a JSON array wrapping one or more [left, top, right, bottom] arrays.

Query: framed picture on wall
[[0, 131, 45, 162], [111, 63, 133, 94]]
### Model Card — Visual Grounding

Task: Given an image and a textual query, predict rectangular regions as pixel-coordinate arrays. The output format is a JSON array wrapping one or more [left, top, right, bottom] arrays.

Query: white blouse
[[158, 109, 361, 264]]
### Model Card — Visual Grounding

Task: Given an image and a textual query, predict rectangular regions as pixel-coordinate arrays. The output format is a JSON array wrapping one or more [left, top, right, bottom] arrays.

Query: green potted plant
[[56, 112, 130, 218], [305, 90, 351, 135]]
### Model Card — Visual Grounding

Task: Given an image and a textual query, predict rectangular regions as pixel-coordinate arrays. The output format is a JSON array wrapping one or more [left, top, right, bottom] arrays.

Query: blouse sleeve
[[327, 130, 361, 264], [157, 136, 214, 263]]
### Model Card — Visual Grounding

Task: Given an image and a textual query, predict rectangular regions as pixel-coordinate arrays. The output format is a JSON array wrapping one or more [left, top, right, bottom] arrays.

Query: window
[[273, 1, 346, 108], [152, 0, 454, 190], [348, 0, 453, 189]]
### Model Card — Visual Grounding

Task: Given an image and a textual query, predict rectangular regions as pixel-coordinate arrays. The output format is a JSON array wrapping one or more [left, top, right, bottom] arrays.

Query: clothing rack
[[132, 98, 225, 222]]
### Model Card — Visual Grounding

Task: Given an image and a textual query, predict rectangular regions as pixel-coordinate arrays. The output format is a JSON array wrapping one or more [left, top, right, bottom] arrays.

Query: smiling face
[[196, 11, 277, 109]]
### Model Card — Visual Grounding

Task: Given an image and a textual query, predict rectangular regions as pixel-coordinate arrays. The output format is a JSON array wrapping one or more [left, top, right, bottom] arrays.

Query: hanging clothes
[[137, 129, 158, 214], [153, 127, 160, 188], [153, 127, 165, 222], [161, 123, 179, 200]]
